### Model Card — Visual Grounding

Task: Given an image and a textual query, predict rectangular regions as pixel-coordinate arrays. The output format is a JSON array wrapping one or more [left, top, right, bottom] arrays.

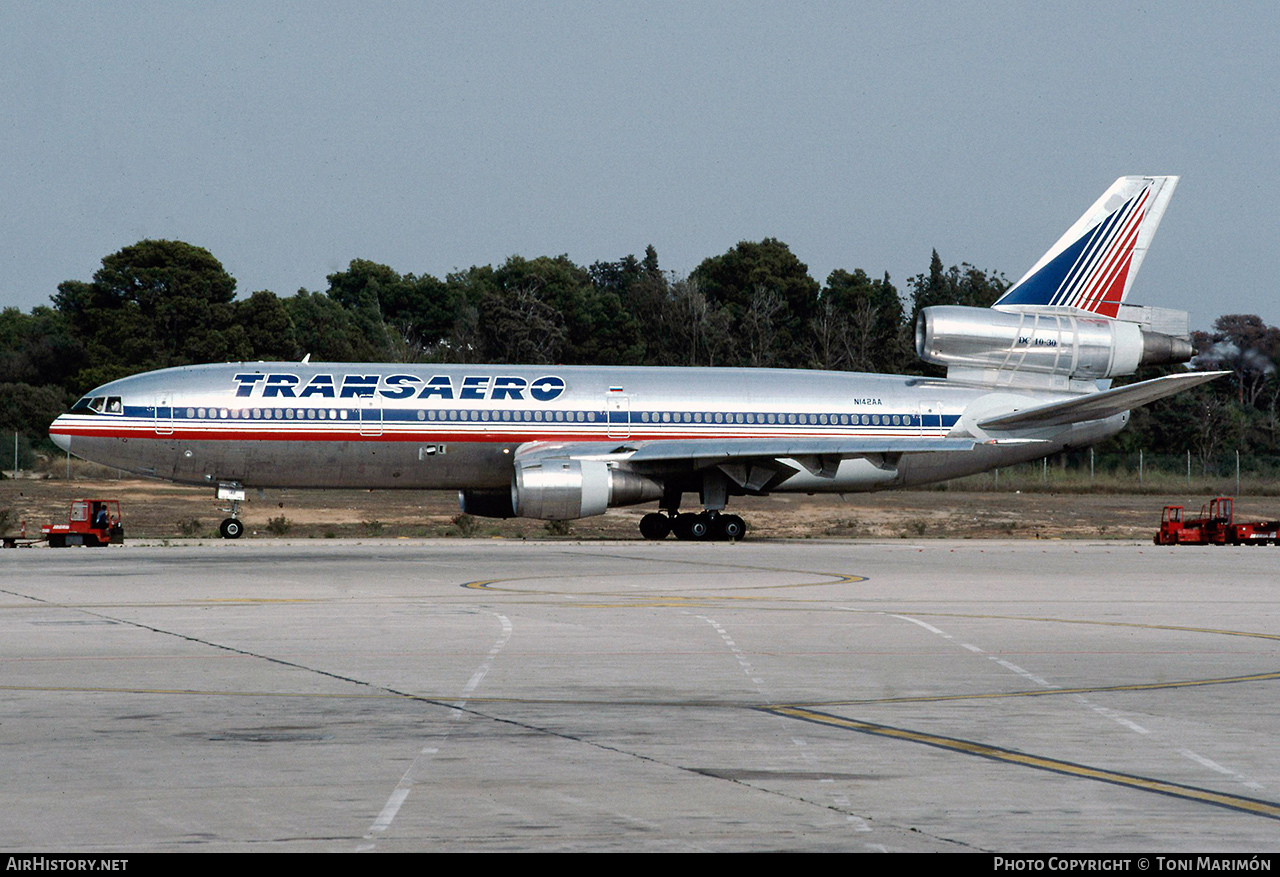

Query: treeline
[[1, 237, 1277, 469]]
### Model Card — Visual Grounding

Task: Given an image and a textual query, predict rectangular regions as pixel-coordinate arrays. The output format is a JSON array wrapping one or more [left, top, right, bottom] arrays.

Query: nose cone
[[50, 421, 71, 454]]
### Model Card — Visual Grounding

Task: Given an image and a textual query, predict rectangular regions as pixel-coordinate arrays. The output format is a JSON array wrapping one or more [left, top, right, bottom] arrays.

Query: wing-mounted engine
[[915, 305, 1192, 390], [460, 459, 663, 520]]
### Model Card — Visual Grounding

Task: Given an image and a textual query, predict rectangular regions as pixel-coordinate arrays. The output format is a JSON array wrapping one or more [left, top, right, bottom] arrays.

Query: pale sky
[[3, 2, 1277, 332]]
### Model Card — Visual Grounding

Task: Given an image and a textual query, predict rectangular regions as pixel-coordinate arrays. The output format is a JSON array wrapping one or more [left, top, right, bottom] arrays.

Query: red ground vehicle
[[41, 499, 124, 547], [1154, 497, 1280, 545]]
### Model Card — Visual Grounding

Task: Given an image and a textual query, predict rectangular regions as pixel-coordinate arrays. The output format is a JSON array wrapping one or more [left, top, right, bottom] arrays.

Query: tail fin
[[994, 175, 1179, 318]]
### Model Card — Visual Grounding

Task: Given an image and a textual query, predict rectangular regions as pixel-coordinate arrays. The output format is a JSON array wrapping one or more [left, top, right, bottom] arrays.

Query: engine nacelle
[[493, 460, 663, 521], [916, 306, 1192, 384]]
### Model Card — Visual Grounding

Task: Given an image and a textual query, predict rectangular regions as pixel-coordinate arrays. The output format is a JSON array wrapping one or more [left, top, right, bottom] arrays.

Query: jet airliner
[[50, 176, 1221, 540]]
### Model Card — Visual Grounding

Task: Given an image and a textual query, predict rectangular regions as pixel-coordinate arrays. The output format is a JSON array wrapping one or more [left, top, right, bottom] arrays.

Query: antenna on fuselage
[[301, 353, 311, 364]]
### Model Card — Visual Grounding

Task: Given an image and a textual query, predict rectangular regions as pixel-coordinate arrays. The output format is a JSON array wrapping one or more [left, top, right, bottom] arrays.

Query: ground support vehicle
[[41, 499, 124, 547], [1154, 497, 1280, 545]]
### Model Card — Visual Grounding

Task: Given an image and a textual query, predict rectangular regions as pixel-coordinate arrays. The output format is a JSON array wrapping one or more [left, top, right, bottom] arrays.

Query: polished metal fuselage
[[49, 362, 1125, 493]]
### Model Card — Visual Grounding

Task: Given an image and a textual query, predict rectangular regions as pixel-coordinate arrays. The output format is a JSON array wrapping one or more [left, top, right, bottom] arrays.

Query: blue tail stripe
[[998, 232, 1093, 308], [1053, 201, 1127, 307]]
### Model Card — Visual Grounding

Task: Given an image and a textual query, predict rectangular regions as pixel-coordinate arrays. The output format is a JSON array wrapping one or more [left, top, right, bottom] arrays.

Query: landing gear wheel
[[639, 513, 672, 540], [673, 512, 711, 541], [220, 518, 244, 539], [714, 514, 746, 542]]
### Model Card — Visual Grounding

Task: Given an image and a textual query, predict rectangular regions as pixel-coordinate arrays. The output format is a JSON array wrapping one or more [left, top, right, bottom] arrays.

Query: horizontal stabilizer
[[977, 371, 1227, 430]]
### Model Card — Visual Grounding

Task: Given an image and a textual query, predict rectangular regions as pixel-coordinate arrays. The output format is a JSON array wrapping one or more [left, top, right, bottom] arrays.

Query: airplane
[[50, 175, 1223, 541]]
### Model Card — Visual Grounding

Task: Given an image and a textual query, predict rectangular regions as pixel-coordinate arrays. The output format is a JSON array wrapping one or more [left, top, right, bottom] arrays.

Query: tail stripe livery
[[1078, 186, 1151, 314], [995, 176, 1178, 318], [1070, 186, 1147, 314], [1001, 182, 1150, 316]]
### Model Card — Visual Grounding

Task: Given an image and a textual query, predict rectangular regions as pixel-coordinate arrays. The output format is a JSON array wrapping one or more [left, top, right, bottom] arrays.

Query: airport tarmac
[[1, 538, 1277, 852]]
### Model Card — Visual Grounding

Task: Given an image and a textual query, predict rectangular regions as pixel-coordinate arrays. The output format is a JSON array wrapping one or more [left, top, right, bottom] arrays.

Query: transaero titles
[[233, 373, 567, 402]]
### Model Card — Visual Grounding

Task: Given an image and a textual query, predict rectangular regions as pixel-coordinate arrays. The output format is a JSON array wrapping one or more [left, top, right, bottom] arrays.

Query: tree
[[235, 291, 298, 361], [0, 306, 84, 392], [326, 259, 460, 358], [691, 239, 820, 367], [459, 255, 642, 365], [478, 284, 567, 364], [1192, 315, 1280, 408], [52, 240, 248, 388], [590, 245, 671, 363], [284, 290, 389, 362], [0, 382, 70, 438], [907, 250, 1007, 327], [816, 269, 907, 373]]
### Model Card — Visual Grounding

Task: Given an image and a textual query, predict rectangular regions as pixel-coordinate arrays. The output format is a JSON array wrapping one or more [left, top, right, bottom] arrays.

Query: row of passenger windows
[[181, 407, 601, 422], [177, 407, 921, 426], [638, 411, 915, 426], [187, 407, 350, 420]]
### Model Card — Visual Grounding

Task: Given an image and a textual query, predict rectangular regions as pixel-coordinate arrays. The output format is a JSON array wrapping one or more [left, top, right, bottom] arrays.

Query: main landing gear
[[640, 472, 747, 541], [639, 511, 746, 542]]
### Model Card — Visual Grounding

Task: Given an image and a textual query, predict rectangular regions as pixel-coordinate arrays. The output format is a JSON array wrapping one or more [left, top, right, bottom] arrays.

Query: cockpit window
[[69, 395, 124, 415]]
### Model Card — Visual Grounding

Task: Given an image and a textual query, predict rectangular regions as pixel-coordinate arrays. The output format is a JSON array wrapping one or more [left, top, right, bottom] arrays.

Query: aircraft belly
[[771, 456, 901, 493], [70, 436, 178, 481], [899, 415, 1126, 487], [79, 437, 514, 490], [225, 440, 512, 489]]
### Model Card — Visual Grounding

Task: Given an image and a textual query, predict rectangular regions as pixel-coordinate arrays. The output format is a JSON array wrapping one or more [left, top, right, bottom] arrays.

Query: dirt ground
[[6, 471, 1277, 542]]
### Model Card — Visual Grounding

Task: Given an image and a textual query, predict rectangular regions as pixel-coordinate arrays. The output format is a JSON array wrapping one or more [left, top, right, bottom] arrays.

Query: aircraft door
[[606, 393, 631, 439], [359, 401, 383, 436], [154, 391, 174, 435], [918, 401, 942, 437]]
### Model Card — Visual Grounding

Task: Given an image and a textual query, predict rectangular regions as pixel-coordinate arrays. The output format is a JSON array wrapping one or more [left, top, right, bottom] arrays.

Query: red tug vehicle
[[41, 499, 124, 547], [1154, 497, 1280, 546]]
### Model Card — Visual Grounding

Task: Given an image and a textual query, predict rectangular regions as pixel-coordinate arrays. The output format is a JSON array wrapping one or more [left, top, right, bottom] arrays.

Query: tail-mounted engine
[[460, 460, 663, 520], [916, 306, 1193, 389]]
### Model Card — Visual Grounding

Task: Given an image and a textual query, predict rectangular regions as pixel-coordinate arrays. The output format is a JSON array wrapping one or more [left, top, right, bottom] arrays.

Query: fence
[[954, 450, 1280, 495], [3, 432, 125, 481]]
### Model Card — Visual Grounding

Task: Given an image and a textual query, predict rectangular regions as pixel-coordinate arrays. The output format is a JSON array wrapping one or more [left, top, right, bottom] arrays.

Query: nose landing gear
[[216, 481, 246, 540]]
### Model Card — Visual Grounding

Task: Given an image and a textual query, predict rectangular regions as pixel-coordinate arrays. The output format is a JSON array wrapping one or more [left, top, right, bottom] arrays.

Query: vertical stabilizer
[[994, 175, 1178, 318]]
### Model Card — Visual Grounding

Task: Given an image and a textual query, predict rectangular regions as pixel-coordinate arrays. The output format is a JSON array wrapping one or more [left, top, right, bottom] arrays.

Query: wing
[[514, 436, 978, 491]]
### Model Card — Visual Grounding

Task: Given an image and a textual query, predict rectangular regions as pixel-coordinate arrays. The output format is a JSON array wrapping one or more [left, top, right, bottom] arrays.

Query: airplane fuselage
[[50, 361, 1124, 494]]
